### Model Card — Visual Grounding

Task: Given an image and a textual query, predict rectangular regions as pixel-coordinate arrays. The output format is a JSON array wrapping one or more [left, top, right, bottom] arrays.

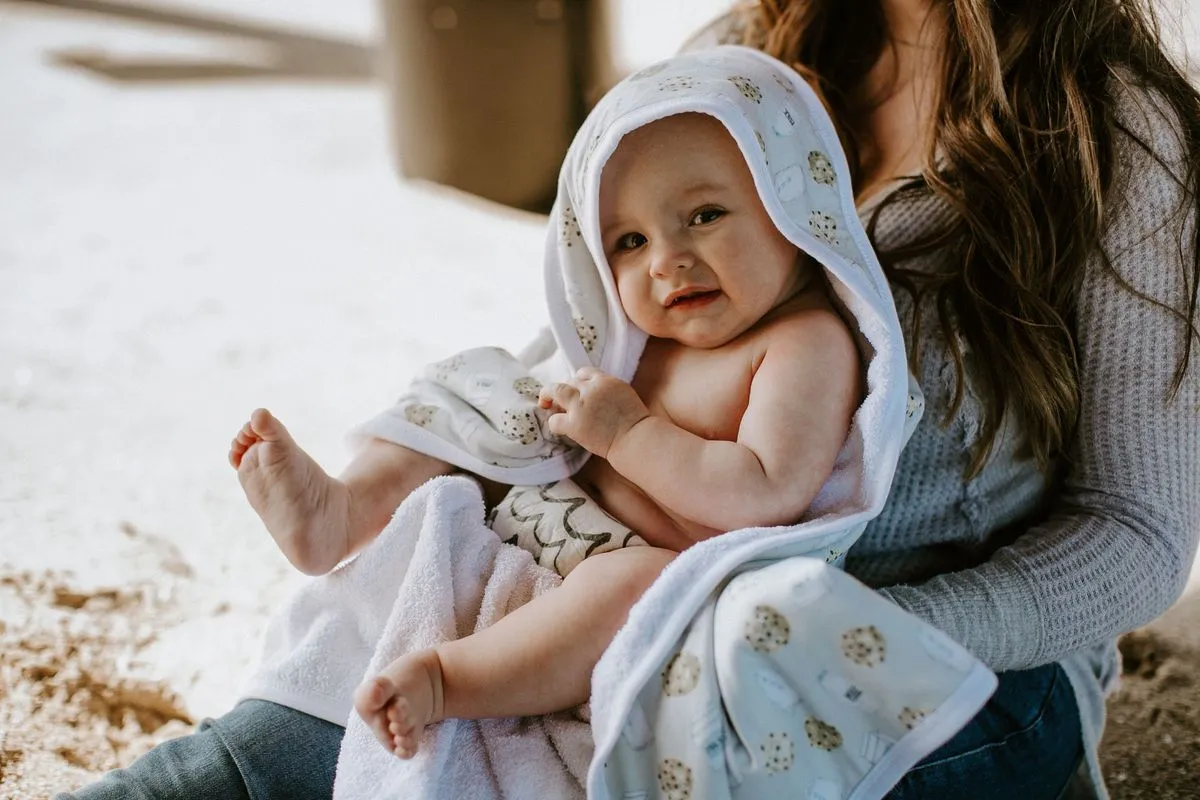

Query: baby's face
[[598, 113, 803, 349]]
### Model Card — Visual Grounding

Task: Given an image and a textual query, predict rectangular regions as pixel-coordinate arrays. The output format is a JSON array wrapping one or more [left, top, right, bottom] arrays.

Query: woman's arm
[[878, 88, 1200, 672]]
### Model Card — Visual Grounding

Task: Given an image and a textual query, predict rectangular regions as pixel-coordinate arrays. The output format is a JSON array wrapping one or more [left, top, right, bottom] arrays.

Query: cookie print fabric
[[605, 558, 995, 800], [354, 345, 579, 484]]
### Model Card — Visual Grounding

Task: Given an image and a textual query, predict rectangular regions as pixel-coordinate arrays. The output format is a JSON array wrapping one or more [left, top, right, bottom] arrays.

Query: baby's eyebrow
[[679, 180, 726, 197], [599, 217, 630, 242]]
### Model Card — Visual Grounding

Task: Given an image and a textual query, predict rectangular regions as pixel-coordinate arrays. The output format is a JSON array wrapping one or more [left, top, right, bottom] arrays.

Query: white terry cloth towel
[[244, 45, 998, 800]]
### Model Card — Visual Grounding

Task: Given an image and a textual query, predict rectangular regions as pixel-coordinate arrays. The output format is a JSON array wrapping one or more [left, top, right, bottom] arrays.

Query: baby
[[230, 111, 861, 758]]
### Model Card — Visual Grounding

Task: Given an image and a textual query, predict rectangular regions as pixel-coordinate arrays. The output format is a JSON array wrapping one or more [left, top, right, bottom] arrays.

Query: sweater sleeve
[[878, 86, 1200, 672]]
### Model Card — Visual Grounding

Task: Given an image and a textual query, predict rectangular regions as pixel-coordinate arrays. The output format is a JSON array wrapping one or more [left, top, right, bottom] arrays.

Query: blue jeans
[[55, 700, 343, 800], [887, 662, 1082, 799], [59, 664, 1080, 799]]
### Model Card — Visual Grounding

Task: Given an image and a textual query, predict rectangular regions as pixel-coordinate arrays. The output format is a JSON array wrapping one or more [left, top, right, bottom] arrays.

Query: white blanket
[[245, 45, 999, 799]]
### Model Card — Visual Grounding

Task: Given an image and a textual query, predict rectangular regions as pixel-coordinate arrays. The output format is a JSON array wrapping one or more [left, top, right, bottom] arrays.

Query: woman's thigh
[[888, 662, 1082, 799], [56, 699, 344, 800]]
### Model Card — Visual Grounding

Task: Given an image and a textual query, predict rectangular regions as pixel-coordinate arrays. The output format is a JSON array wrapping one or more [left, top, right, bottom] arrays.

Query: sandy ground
[[1, 2, 1198, 799]]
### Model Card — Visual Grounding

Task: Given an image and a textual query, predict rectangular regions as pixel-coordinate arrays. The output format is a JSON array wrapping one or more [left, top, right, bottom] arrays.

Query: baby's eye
[[690, 207, 725, 226], [614, 232, 647, 252]]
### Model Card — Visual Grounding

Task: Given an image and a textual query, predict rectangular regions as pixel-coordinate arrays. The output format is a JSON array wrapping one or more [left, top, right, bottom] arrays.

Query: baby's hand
[[538, 367, 650, 458]]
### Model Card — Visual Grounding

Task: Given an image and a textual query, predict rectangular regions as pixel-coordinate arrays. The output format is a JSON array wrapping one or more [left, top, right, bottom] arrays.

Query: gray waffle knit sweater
[[849, 86, 1200, 796]]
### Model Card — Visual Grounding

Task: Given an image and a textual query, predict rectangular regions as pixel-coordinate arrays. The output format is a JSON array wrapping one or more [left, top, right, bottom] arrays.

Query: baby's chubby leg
[[229, 409, 453, 575], [353, 545, 676, 758]]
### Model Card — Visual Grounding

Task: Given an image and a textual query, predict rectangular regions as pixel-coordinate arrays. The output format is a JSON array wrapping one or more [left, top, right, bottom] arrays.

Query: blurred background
[[0, 1, 1197, 797]]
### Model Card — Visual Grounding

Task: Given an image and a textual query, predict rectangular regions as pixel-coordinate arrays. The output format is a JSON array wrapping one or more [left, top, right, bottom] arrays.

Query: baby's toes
[[387, 700, 423, 758], [229, 432, 253, 463], [369, 720, 396, 752], [387, 698, 414, 734], [353, 683, 398, 751], [356, 677, 392, 712], [393, 730, 419, 759], [229, 440, 252, 467], [356, 708, 393, 753]]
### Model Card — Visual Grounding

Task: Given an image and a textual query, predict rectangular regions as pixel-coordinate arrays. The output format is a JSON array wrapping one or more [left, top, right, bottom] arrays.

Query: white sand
[[1, 2, 1197, 798]]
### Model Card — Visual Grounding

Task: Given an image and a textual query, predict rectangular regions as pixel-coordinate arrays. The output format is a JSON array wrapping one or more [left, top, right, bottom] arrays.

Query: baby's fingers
[[540, 381, 579, 410], [546, 411, 567, 437]]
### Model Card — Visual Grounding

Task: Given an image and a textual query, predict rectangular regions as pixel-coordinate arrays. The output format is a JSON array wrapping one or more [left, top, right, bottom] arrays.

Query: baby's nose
[[648, 240, 695, 277]]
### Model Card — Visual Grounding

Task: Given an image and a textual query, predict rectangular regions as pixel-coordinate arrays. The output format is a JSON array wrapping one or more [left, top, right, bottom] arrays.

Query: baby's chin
[[630, 308, 747, 349], [656, 325, 742, 350]]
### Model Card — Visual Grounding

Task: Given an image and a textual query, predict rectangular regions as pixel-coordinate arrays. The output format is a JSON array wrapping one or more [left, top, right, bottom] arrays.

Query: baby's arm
[[544, 311, 861, 535]]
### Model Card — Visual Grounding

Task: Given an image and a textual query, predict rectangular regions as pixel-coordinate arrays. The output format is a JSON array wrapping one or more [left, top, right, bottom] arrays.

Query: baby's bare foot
[[229, 408, 350, 575], [354, 649, 445, 759]]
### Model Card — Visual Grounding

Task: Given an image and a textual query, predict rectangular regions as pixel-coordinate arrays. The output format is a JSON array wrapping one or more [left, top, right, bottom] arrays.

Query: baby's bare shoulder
[[753, 299, 859, 367]]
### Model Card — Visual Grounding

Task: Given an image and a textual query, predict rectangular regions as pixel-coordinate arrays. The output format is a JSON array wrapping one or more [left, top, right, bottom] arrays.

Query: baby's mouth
[[666, 289, 721, 309]]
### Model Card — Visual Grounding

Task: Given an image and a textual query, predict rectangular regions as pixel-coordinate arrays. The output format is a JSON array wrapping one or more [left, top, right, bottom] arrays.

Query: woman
[[698, 0, 1198, 796], [62, 1, 1199, 798]]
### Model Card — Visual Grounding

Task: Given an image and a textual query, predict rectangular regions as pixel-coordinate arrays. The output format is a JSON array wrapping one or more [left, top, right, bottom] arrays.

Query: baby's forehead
[[610, 112, 734, 158], [600, 113, 753, 196]]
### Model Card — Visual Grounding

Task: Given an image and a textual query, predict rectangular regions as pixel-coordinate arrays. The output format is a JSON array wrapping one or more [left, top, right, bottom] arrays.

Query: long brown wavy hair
[[736, 0, 1200, 476]]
